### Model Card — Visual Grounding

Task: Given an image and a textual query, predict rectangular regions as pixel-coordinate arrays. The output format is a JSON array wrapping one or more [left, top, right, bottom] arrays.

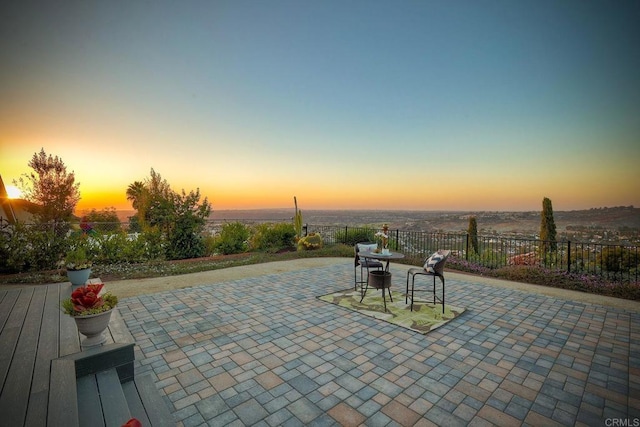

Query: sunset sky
[[1, 1, 639, 213]]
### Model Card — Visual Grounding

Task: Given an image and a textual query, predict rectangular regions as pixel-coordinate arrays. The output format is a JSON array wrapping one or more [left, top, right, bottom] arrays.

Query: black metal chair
[[354, 242, 383, 297], [405, 250, 451, 313]]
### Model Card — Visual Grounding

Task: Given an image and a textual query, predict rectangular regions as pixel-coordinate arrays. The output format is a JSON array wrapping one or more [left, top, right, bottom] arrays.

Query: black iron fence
[[303, 224, 639, 284]]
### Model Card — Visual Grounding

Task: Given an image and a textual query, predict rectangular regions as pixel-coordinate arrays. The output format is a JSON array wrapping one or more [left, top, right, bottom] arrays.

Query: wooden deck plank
[[0, 286, 47, 425], [0, 287, 35, 406], [122, 380, 152, 427], [77, 374, 106, 427], [0, 288, 33, 383], [107, 308, 134, 344], [48, 359, 79, 427], [131, 373, 175, 427], [25, 284, 62, 427], [0, 288, 19, 340], [58, 283, 81, 356], [96, 369, 131, 427]]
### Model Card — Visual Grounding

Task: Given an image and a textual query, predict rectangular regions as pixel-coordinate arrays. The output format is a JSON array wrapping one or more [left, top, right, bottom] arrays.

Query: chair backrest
[[423, 250, 451, 275], [354, 242, 377, 266]]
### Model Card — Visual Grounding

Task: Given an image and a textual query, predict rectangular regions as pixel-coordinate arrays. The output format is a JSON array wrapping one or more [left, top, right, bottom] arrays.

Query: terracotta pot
[[67, 268, 91, 286], [73, 309, 113, 348]]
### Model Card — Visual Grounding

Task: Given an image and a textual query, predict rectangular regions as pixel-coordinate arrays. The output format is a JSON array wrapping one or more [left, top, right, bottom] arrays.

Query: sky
[[1, 0, 639, 213]]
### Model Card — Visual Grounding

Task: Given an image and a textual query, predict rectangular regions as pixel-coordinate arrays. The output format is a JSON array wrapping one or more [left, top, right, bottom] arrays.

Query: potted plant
[[375, 224, 390, 255], [61, 283, 118, 347], [65, 246, 92, 286]]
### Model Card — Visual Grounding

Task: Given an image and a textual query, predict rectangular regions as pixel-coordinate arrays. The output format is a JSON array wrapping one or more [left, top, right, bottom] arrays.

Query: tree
[[127, 169, 212, 259], [16, 148, 80, 223], [540, 197, 557, 253], [126, 181, 148, 232], [82, 208, 121, 233], [126, 181, 147, 211], [468, 216, 479, 255], [165, 188, 212, 259]]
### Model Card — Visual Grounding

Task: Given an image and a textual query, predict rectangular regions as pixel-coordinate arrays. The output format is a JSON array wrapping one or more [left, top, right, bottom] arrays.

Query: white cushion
[[357, 243, 377, 253], [424, 251, 444, 273]]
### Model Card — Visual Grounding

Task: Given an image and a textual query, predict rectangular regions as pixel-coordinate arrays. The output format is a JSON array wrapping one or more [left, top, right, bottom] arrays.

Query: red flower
[[122, 418, 142, 427], [70, 283, 105, 312]]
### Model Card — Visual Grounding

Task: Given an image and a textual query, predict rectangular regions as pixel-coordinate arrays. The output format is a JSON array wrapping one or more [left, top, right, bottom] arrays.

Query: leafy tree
[[81, 208, 121, 233], [126, 181, 147, 211], [127, 169, 212, 259], [165, 188, 212, 259], [468, 216, 479, 255], [16, 148, 80, 224], [540, 197, 557, 253], [126, 181, 148, 232]]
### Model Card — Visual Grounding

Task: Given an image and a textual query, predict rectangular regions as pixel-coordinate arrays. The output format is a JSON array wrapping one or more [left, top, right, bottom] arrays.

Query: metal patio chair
[[405, 250, 451, 313], [354, 242, 383, 296]]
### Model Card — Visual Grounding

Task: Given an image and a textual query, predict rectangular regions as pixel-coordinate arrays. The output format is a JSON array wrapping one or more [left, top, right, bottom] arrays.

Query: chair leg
[[360, 276, 369, 302], [410, 276, 416, 312], [357, 265, 367, 297], [387, 287, 393, 302], [442, 277, 445, 313], [433, 276, 436, 305], [405, 272, 410, 304]]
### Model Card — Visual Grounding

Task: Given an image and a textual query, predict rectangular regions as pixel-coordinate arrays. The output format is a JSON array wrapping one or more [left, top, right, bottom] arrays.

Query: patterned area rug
[[318, 289, 465, 335]]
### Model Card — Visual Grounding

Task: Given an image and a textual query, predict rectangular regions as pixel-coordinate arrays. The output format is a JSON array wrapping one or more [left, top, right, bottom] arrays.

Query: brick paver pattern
[[118, 264, 640, 426]]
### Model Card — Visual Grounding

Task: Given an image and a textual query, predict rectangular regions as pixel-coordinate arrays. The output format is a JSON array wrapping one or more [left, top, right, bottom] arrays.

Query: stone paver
[[118, 264, 640, 426]]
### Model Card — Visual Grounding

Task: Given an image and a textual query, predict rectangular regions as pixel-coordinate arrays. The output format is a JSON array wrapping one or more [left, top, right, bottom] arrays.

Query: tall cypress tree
[[540, 197, 557, 252], [468, 216, 479, 255]]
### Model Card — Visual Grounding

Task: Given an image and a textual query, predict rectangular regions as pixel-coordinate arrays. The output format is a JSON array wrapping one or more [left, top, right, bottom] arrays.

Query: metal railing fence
[[302, 224, 639, 284]]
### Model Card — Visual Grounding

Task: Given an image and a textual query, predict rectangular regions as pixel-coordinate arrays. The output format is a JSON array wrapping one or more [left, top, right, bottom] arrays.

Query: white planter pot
[[67, 268, 91, 286], [73, 309, 113, 348]]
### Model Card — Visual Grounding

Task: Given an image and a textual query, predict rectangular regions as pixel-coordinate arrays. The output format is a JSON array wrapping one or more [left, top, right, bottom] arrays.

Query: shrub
[[214, 222, 250, 255], [335, 227, 376, 246], [165, 215, 207, 260], [249, 223, 296, 253], [0, 223, 70, 272], [92, 232, 128, 264], [298, 233, 323, 250], [0, 222, 31, 272], [138, 228, 165, 261]]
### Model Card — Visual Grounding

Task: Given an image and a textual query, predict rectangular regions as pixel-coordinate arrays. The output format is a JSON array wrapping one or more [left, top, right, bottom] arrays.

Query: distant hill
[[107, 206, 638, 237], [205, 206, 640, 234]]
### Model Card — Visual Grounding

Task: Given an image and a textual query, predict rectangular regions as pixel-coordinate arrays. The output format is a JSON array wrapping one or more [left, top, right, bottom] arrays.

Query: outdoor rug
[[318, 289, 465, 335]]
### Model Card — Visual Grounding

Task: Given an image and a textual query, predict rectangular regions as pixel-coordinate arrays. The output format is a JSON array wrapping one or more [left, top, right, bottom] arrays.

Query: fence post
[[304, 224, 308, 237], [394, 229, 399, 251], [567, 240, 571, 273], [465, 233, 469, 261]]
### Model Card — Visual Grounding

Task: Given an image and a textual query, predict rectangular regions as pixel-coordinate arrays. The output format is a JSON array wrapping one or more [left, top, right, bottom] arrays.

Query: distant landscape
[[112, 206, 640, 244]]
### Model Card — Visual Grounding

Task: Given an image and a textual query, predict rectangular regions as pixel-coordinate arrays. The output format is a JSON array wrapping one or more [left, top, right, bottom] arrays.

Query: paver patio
[[117, 263, 639, 426]]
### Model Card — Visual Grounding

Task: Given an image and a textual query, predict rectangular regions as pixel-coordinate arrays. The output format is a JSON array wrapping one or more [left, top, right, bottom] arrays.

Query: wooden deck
[[0, 281, 172, 426]]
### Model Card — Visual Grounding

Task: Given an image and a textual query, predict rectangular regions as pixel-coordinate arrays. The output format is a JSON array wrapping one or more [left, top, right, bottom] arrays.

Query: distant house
[[0, 174, 37, 224]]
